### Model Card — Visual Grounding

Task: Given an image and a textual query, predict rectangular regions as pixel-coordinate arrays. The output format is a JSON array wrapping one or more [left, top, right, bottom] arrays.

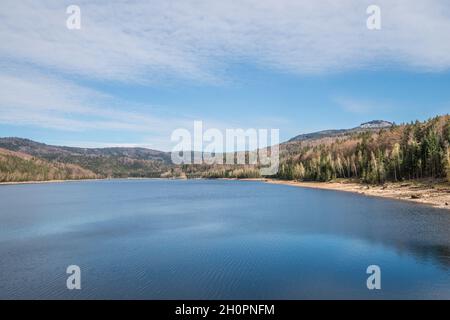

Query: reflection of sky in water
[[0, 179, 449, 299]]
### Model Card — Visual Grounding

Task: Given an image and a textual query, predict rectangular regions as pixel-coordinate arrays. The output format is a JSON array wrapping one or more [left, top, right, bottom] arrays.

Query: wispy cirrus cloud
[[1, 0, 450, 83], [1, 0, 450, 149], [0, 69, 198, 150], [0, 68, 289, 150]]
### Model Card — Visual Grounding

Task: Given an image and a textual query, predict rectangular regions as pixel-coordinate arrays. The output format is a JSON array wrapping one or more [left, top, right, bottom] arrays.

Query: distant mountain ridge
[[0, 137, 172, 179], [0, 120, 394, 158], [2, 116, 447, 183], [0, 137, 171, 161], [360, 120, 393, 129], [288, 120, 393, 142]]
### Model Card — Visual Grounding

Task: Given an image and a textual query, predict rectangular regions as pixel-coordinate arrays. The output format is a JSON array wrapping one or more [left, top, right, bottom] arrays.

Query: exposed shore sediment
[[263, 179, 450, 210]]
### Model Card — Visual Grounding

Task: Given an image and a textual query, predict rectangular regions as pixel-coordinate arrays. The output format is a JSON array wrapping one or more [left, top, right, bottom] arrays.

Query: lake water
[[0, 179, 449, 299]]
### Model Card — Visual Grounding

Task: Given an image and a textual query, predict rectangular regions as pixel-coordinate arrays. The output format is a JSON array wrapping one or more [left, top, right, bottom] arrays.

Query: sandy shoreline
[[263, 179, 450, 210]]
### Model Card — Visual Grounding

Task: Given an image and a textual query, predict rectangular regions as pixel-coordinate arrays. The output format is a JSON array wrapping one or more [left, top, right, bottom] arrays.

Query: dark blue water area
[[0, 179, 449, 299]]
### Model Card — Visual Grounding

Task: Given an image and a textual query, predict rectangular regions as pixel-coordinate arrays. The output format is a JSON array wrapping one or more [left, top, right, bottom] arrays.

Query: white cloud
[[0, 68, 287, 150], [1, 0, 449, 149], [1, 0, 450, 83], [0, 69, 197, 148]]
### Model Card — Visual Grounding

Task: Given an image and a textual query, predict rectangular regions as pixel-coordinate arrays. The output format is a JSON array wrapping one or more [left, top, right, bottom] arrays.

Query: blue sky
[[1, 1, 450, 151]]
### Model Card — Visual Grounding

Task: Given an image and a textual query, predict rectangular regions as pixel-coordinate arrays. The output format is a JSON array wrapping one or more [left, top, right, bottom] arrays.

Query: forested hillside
[[277, 115, 450, 183], [1, 115, 449, 184], [0, 138, 172, 179], [0, 148, 98, 182]]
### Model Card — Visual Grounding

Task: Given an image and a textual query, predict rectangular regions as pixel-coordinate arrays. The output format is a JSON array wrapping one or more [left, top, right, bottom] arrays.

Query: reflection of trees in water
[[390, 242, 450, 270]]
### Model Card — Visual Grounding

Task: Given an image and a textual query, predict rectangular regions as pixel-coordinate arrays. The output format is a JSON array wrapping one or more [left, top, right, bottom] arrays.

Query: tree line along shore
[[0, 115, 449, 208]]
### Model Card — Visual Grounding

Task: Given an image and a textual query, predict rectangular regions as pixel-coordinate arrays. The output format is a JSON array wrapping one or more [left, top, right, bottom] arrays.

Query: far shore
[[0, 177, 171, 186], [0, 178, 105, 186], [1, 176, 449, 210]]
